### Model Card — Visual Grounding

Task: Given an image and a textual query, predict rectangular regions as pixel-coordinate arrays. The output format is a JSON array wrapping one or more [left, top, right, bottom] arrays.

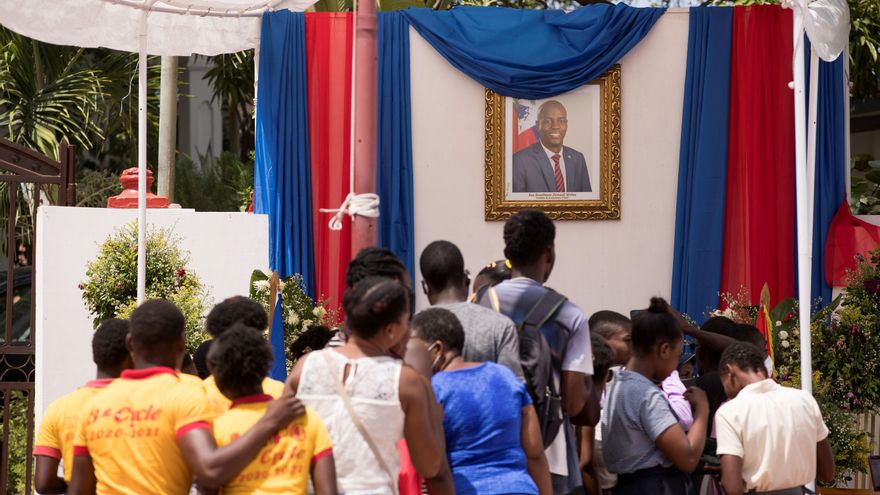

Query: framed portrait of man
[[484, 65, 621, 220]]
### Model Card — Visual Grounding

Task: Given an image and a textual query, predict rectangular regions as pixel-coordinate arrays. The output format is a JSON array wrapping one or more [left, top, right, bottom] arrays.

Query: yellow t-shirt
[[34, 379, 114, 482], [203, 375, 286, 419], [73, 367, 211, 495], [213, 395, 333, 495]]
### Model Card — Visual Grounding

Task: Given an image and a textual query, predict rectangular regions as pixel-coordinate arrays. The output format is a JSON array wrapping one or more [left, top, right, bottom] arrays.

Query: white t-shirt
[[715, 379, 829, 491]]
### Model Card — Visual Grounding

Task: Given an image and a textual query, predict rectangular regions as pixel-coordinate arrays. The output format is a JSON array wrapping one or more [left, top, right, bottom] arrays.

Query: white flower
[[287, 313, 300, 326], [778, 330, 789, 340], [278, 280, 286, 291], [781, 340, 790, 348], [252, 280, 270, 291], [775, 320, 782, 327], [313, 306, 326, 318]]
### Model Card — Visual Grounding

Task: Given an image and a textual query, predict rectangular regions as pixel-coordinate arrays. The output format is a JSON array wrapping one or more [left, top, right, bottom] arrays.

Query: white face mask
[[764, 356, 774, 377]]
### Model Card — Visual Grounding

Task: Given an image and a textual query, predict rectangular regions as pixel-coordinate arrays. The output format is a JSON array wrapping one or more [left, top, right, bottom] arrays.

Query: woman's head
[[342, 277, 411, 349], [207, 323, 272, 400], [472, 259, 512, 295], [410, 307, 464, 374], [631, 297, 683, 381]]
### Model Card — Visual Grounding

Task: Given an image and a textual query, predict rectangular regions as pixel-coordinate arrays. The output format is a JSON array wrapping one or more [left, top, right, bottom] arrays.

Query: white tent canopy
[[1, 0, 318, 304], [0, 0, 315, 56]]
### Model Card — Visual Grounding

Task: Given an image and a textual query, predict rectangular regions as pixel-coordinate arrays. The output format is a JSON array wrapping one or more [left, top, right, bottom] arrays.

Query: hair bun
[[648, 297, 669, 313]]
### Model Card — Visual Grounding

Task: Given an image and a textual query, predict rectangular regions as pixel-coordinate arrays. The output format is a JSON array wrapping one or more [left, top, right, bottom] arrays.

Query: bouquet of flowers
[[248, 270, 340, 367]]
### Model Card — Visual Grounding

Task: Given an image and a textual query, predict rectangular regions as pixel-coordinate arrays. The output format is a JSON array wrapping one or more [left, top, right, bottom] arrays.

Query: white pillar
[[137, 12, 148, 305], [157, 55, 178, 203]]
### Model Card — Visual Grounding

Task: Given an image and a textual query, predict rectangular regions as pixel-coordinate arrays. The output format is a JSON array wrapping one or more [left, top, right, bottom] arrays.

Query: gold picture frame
[[484, 65, 621, 221]]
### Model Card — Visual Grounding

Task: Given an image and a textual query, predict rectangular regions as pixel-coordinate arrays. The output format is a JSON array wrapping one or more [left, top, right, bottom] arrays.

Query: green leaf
[[864, 170, 880, 185]]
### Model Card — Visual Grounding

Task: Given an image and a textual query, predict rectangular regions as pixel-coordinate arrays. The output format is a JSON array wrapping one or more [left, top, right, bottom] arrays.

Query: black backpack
[[479, 285, 568, 448]]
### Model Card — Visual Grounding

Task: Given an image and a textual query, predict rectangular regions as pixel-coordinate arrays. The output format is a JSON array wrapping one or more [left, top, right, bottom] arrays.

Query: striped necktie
[[552, 154, 564, 192]]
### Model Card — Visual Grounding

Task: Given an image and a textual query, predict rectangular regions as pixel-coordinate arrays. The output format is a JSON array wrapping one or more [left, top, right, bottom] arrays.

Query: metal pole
[[157, 55, 178, 203], [137, 12, 148, 305], [350, 0, 378, 255], [792, 7, 812, 396]]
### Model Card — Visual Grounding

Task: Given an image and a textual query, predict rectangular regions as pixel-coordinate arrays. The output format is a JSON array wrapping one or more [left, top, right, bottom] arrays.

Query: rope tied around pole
[[320, 192, 380, 231]]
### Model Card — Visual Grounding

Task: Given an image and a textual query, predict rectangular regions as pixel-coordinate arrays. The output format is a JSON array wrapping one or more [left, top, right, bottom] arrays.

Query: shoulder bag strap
[[487, 286, 501, 312], [320, 351, 398, 495], [522, 288, 567, 331]]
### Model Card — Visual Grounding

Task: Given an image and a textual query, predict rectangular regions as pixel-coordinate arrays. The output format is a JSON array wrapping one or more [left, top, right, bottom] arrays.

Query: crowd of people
[[34, 209, 835, 495]]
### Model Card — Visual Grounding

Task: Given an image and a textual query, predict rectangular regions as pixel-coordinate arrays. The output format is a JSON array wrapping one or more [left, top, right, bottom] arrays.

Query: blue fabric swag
[[670, 7, 733, 323], [378, 12, 416, 285], [401, 4, 665, 99], [254, 11, 316, 297]]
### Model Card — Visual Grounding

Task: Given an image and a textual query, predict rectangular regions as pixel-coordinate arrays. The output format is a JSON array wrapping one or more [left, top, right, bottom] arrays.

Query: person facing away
[[419, 240, 523, 378], [329, 246, 453, 495], [209, 323, 337, 495], [288, 277, 452, 495], [289, 325, 336, 360], [476, 208, 596, 495], [512, 100, 591, 193], [34, 318, 132, 495], [716, 343, 834, 495], [200, 296, 287, 418], [601, 297, 709, 495], [469, 259, 513, 303], [69, 299, 305, 495], [412, 307, 552, 495], [577, 335, 615, 495]]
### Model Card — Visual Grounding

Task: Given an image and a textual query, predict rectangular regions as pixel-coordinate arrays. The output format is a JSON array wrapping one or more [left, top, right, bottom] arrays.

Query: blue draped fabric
[[671, 7, 733, 323], [377, 12, 415, 283], [254, 11, 315, 297], [400, 5, 665, 99], [269, 295, 287, 380], [810, 55, 846, 306]]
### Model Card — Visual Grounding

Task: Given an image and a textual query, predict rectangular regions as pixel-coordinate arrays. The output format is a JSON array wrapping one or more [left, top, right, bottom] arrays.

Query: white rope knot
[[319, 192, 380, 231]]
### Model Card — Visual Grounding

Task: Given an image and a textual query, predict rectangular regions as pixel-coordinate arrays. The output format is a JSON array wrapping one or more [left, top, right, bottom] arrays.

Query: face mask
[[764, 356, 774, 377], [426, 342, 442, 371]]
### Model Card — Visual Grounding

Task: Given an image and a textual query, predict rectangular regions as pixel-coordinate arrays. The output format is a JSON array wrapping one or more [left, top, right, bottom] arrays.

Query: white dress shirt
[[715, 379, 829, 491]]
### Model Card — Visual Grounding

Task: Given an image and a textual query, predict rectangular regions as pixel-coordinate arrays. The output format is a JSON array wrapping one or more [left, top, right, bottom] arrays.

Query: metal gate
[[0, 139, 75, 494]]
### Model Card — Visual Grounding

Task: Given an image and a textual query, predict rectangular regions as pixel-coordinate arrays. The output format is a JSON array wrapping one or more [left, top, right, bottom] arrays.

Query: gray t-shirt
[[434, 302, 523, 379], [601, 369, 679, 474]]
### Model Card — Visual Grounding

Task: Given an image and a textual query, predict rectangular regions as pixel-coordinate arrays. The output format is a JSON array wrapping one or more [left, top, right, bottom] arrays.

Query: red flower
[[78, 283, 85, 290], [863, 279, 880, 296], [176, 268, 186, 278]]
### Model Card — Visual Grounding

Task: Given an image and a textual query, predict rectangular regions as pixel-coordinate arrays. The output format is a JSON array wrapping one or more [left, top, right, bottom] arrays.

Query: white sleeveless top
[[298, 349, 405, 494]]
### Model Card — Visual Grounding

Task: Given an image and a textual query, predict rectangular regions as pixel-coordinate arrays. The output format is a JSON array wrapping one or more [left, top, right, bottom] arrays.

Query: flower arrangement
[[248, 270, 341, 368], [80, 222, 211, 354]]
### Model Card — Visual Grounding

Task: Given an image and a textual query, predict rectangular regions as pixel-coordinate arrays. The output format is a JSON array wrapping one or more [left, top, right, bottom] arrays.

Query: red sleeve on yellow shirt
[[34, 399, 63, 455], [176, 421, 211, 440], [73, 446, 89, 456], [311, 448, 333, 466], [168, 381, 212, 434], [33, 446, 62, 459]]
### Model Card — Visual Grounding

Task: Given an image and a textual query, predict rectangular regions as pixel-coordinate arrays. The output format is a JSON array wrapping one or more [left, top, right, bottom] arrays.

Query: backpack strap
[[522, 288, 567, 331], [475, 284, 502, 312]]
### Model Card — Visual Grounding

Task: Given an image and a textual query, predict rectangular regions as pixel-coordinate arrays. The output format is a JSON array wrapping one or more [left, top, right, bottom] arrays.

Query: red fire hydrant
[[107, 168, 169, 209]]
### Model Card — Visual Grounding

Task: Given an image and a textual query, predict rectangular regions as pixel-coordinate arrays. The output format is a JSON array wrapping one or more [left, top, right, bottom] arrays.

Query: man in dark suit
[[512, 100, 591, 193]]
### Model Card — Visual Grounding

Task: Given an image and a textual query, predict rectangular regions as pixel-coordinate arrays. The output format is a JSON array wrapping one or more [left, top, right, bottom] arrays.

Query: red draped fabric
[[825, 202, 880, 286], [720, 6, 794, 308], [306, 13, 353, 310]]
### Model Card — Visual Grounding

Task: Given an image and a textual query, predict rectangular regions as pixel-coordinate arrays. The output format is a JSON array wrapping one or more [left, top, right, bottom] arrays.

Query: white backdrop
[[410, 11, 690, 315], [35, 207, 268, 423]]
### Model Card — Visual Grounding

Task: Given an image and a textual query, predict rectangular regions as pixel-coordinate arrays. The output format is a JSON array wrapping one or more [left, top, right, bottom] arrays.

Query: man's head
[[736, 323, 768, 357], [589, 310, 632, 366], [346, 247, 411, 289], [536, 100, 568, 153], [208, 323, 272, 400], [503, 209, 555, 283], [127, 299, 186, 369], [419, 240, 468, 302], [92, 318, 131, 377], [205, 296, 268, 337], [718, 342, 768, 399]]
